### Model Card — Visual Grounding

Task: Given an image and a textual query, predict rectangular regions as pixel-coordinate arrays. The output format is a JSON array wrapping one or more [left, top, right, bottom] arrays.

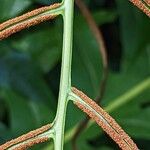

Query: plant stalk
[[54, 0, 74, 150]]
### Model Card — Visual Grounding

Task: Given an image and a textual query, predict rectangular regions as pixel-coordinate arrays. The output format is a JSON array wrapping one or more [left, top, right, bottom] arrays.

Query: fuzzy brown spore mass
[[0, 3, 60, 31], [0, 3, 61, 40], [130, 0, 150, 17], [12, 137, 48, 150], [72, 87, 138, 150], [0, 15, 56, 40], [0, 124, 51, 150]]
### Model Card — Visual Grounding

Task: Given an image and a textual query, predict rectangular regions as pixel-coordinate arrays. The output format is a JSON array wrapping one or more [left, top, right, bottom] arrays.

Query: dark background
[[0, 0, 150, 149]]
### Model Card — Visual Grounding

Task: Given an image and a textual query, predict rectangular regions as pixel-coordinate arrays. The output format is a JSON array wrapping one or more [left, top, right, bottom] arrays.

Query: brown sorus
[[0, 3, 61, 40], [12, 137, 48, 150], [0, 15, 56, 40], [72, 87, 138, 150], [0, 3, 61, 31], [144, 0, 150, 6], [0, 124, 51, 150], [130, 0, 150, 17]]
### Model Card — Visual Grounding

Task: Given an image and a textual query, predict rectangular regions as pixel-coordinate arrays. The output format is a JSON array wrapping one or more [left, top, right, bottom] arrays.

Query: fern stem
[[53, 0, 74, 150]]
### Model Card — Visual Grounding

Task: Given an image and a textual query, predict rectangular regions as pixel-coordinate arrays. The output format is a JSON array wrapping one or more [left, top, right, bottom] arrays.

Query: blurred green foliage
[[0, 0, 150, 149]]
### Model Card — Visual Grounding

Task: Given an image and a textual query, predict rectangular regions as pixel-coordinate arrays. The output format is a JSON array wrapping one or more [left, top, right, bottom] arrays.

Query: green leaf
[[1, 89, 37, 136], [93, 9, 118, 25], [112, 89, 150, 139], [116, 0, 150, 61], [72, 12, 103, 99], [11, 19, 63, 73], [0, 89, 55, 143], [0, 50, 56, 109]]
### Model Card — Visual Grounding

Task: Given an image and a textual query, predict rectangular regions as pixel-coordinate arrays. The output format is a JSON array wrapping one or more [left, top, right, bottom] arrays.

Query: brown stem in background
[[72, 87, 138, 150], [72, 0, 108, 149], [129, 0, 150, 17], [0, 124, 51, 150], [76, 0, 108, 68]]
